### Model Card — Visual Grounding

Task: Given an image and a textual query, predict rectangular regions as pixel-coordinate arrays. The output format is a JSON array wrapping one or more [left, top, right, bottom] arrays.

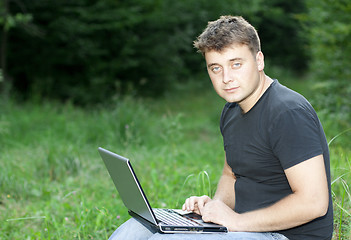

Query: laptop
[[98, 147, 228, 233]]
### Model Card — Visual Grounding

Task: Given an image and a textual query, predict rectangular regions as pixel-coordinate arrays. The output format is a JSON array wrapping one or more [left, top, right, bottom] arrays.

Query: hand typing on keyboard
[[182, 195, 212, 215]]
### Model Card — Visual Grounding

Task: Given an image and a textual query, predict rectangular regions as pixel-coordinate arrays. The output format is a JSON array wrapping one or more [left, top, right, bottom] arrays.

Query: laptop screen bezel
[[98, 147, 159, 225]]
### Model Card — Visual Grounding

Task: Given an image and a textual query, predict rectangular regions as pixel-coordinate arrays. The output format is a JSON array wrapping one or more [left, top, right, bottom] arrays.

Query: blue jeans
[[109, 218, 289, 240]]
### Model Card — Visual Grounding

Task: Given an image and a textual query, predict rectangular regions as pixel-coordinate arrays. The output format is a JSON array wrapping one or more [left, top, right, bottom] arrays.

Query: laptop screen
[[98, 147, 157, 225]]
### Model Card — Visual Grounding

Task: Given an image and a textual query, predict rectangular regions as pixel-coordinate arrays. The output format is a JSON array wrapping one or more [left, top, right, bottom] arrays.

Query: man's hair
[[194, 15, 261, 56]]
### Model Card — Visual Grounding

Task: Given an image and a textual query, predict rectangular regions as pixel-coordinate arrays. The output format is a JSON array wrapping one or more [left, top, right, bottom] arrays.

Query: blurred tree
[[254, 0, 308, 71], [299, 0, 351, 120], [8, 0, 122, 103], [0, 0, 32, 99], [6, 0, 307, 104]]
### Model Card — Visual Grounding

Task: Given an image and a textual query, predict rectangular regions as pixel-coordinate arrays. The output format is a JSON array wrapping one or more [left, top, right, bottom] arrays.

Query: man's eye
[[232, 62, 241, 69], [211, 66, 221, 73]]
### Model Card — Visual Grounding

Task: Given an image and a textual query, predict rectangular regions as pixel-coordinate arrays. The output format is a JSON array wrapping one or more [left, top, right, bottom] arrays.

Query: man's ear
[[256, 51, 264, 71]]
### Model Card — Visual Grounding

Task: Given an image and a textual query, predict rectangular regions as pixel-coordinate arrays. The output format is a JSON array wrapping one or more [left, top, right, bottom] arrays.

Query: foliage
[[0, 0, 33, 99], [254, 0, 308, 71], [5, 0, 306, 104], [298, 0, 351, 123]]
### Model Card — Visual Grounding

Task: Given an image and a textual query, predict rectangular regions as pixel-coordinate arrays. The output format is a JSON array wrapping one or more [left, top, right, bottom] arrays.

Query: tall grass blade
[[197, 170, 211, 197], [338, 189, 345, 240], [328, 128, 351, 146], [176, 174, 195, 207]]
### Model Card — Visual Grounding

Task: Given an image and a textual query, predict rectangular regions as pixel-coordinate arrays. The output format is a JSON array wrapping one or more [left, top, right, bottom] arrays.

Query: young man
[[108, 16, 333, 240]]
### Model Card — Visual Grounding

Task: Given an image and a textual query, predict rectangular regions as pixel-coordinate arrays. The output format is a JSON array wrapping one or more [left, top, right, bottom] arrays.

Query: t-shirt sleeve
[[269, 108, 324, 170]]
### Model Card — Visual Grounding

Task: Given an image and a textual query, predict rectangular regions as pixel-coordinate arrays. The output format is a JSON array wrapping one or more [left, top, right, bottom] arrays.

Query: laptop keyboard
[[153, 209, 201, 226]]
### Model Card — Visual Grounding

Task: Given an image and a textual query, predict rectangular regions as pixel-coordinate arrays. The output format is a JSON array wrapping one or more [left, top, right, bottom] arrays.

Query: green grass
[[0, 78, 350, 239]]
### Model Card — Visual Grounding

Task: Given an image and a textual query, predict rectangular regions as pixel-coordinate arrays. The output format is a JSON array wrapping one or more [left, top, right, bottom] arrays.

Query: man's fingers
[[197, 197, 207, 214], [182, 196, 195, 211], [182, 195, 211, 214]]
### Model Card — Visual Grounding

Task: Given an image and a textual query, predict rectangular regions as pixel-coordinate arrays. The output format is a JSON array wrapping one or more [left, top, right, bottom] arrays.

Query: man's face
[[205, 44, 265, 108]]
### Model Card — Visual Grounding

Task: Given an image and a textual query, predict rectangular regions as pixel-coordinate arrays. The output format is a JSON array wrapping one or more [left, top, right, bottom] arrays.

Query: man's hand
[[200, 199, 236, 227], [182, 195, 211, 215], [182, 196, 238, 230]]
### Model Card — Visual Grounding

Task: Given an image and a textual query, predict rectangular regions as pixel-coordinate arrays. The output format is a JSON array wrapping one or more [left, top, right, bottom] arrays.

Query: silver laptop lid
[[98, 147, 158, 225]]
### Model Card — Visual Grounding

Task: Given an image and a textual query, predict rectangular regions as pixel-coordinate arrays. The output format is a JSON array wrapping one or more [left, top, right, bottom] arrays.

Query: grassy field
[[1, 77, 350, 239]]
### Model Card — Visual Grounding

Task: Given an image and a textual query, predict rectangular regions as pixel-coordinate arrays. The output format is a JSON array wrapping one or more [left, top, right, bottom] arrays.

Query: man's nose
[[223, 68, 234, 84]]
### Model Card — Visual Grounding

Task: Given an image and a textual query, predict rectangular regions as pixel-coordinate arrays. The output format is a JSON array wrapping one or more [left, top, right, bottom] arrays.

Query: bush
[[6, 0, 307, 104], [299, 0, 351, 122]]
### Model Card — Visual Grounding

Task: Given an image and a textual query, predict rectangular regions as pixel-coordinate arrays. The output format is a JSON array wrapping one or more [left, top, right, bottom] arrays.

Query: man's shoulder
[[270, 80, 307, 102], [266, 80, 313, 114]]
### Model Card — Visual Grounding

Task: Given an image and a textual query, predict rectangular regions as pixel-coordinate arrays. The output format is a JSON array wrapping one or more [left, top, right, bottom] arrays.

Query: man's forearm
[[213, 160, 236, 209], [213, 175, 235, 209], [230, 190, 328, 232]]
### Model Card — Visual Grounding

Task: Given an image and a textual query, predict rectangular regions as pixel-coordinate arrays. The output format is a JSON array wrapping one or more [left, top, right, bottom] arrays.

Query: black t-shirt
[[220, 79, 333, 239]]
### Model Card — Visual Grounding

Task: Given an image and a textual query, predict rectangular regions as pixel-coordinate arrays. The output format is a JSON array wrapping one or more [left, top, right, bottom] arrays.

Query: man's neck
[[239, 73, 273, 113]]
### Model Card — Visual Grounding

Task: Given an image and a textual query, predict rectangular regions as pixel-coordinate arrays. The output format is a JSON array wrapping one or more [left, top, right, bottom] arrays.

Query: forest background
[[1, 0, 350, 239]]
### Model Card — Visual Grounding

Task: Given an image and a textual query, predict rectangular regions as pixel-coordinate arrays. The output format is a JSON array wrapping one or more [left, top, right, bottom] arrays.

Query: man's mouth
[[224, 87, 239, 92]]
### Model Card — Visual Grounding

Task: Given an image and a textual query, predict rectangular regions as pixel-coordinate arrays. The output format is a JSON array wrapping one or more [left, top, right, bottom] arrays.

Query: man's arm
[[200, 154, 330, 232], [182, 156, 236, 212], [212, 156, 236, 209]]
